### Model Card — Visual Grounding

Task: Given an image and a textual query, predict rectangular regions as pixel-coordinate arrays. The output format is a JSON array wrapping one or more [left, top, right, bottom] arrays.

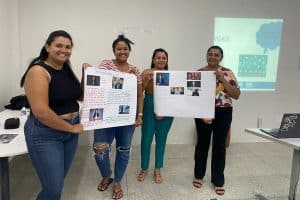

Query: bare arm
[[24, 66, 83, 134], [79, 63, 93, 101], [135, 83, 143, 127], [141, 69, 153, 90]]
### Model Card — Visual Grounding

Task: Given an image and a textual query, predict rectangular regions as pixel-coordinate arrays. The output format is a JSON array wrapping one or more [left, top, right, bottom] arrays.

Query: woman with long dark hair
[[137, 48, 174, 184], [21, 30, 83, 200]]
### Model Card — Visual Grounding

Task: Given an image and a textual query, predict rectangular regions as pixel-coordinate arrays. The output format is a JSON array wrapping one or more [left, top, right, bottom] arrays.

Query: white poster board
[[154, 71, 216, 118], [81, 67, 137, 130]]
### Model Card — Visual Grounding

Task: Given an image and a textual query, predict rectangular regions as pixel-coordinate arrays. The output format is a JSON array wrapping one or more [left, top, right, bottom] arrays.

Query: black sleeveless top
[[38, 62, 81, 115]]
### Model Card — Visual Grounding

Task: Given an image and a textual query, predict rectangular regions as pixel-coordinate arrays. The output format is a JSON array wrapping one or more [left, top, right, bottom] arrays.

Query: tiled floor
[[8, 143, 300, 200]]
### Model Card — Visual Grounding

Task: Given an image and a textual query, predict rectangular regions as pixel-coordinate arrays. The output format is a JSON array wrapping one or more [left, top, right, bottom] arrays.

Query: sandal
[[97, 171, 113, 191], [214, 186, 225, 195], [112, 183, 123, 199], [137, 170, 148, 182], [154, 169, 163, 184], [192, 179, 203, 188]]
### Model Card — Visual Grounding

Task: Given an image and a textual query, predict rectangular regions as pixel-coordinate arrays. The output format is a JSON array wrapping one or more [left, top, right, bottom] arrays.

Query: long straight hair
[[150, 48, 169, 70]]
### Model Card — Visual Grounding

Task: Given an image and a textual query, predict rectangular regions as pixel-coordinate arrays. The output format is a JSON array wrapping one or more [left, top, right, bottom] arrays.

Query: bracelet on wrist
[[138, 113, 143, 116]]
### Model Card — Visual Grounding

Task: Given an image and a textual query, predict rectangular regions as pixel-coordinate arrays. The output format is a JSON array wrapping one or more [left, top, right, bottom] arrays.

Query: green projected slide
[[214, 18, 283, 91]]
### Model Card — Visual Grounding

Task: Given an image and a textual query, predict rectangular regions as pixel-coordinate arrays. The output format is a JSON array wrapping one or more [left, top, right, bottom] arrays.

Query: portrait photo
[[187, 80, 201, 88], [187, 72, 201, 80], [192, 88, 200, 96], [170, 87, 184, 95], [112, 77, 124, 89], [87, 75, 101, 86], [119, 105, 130, 114], [156, 72, 170, 86], [89, 108, 104, 121]]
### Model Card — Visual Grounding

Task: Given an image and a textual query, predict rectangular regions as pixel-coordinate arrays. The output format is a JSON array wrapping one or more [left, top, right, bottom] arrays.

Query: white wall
[[3, 0, 300, 144], [0, 0, 16, 110]]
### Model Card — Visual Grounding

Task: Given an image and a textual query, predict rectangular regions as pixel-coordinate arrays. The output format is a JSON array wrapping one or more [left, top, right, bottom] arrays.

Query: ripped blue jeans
[[94, 125, 135, 182]]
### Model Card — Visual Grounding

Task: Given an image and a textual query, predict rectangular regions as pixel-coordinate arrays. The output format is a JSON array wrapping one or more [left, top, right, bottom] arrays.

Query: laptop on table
[[260, 113, 300, 138]]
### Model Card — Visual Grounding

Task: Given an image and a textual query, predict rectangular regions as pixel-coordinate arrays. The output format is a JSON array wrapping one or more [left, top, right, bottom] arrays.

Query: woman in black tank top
[[20, 30, 83, 200]]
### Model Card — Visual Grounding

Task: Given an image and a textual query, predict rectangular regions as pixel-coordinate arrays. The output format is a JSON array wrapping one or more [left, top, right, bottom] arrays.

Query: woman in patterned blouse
[[193, 46, 240, 196]]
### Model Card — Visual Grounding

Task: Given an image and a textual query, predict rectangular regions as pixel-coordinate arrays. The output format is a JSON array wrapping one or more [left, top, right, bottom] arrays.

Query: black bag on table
[[5, 95, 30, 110], [4, 118, 20, 129]]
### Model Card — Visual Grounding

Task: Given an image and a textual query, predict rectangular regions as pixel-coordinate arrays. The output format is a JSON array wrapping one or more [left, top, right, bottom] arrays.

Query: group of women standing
[[21, 30, 240, 200]]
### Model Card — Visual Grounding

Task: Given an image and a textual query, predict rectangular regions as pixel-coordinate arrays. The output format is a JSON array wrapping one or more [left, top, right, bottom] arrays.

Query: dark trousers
[[194, 107, 232, 187]]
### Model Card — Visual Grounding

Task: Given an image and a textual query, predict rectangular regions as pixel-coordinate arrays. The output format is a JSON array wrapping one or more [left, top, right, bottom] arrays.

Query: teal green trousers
[[141, 94, 173, 170]]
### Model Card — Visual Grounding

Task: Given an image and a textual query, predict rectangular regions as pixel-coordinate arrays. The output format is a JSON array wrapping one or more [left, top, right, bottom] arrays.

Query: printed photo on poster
[[119, 105, 130, 114], [89, 108, 104, 121], [187, 72, 201, 80], [191, 88, 200, 96], [187, 80, 201, 88], [170, 87, 184, 95], [112, 77, 124, 89], [156, 72, 170, 86], [186, 87, 201, 96], [86, 75, 101, 86]]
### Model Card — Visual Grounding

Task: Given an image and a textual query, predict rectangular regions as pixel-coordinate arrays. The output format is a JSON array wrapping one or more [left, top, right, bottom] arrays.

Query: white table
[[0, 110, 27, 200], [245, 128, 300, 200]]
